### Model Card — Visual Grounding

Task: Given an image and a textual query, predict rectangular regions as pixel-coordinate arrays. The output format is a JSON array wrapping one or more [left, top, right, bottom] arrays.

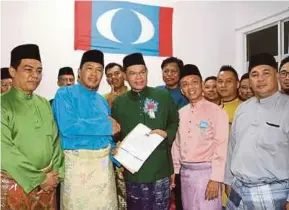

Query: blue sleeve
[[52, 88, 112, 137]]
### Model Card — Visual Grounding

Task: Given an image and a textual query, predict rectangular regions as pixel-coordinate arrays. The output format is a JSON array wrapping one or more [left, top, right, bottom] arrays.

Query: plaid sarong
[[126, 177, 170, 210], [226, 178, 289, 210]]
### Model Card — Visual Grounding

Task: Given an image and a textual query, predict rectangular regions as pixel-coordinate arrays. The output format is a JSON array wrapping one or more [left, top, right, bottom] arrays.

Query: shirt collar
[[190, 97, 206, 110], [10, 87, 33, 100], [77, 83, 96, 96], [258, 91, 280, 106], [128, 86, 149, 100]]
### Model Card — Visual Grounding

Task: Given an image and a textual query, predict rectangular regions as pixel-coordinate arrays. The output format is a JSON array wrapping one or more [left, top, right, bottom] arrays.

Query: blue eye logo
[[75, 1, 173, 57]]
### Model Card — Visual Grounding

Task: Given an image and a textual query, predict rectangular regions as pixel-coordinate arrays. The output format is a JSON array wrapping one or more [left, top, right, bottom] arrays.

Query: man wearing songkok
[[203, 76, 221, 105], [1, 44, 64, 210], [279, 56, 289, 95], [1, 67, 13, 93], [157, 57, 188, 110], [104, 62, 128, 108], [172, 64, 229, 210], [225, 53, 289, 210], [238, 73, 254, 101], [112, 53, 179, 210], [53, 49, 120, 210], [50, 67, 75, 109]]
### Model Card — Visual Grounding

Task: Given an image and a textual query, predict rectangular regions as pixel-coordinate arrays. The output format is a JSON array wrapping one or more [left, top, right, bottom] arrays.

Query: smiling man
[[225, 53, 289, 210], [1, 44, 64, 210], [53, 49, 120, 210], [112, 53, 179, 210], [104, 63, 128, 108], [172, 64, 229, 210], [279, 56, 289, 95]]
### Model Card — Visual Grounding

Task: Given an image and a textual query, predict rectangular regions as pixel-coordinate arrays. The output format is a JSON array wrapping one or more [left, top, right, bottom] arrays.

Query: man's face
[[79, 62, 103, 90], [106, 66, 125, 89], [217, 71, 239, 98], [9, 59, 42, 94], [125, 65, 147, 92], [1, 78, 12, 93], [58, 75, 75, 87], [239, 78, 254, 101], [203, 79, 219, 101], [162, 62, 180, 88], [180, 75, 203, 102], [249, 65, 278, 99], [279, 62, 289, 93]]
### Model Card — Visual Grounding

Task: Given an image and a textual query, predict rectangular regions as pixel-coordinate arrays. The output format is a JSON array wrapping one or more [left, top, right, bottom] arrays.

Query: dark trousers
[[174, 174, 183, 210], [56, 183, 61, 210]]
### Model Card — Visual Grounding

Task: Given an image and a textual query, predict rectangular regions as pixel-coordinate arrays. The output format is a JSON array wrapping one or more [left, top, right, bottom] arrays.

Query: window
[[245, 18, 289, 67], [246, 25, 278, 61], [284, 20, 289, 55]]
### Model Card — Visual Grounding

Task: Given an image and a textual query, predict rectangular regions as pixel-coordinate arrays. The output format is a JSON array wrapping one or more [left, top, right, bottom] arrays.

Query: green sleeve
[[50, 103, 65, 179], [165, 93, 179, 146], [1, 108, 46, 193]]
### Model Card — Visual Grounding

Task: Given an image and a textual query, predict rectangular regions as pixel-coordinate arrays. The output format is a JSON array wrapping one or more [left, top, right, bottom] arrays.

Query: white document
[[114, 123, 164, 174]]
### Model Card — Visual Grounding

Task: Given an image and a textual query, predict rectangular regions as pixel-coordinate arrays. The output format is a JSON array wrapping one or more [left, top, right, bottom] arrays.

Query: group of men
[[1, 43, 289, 210]]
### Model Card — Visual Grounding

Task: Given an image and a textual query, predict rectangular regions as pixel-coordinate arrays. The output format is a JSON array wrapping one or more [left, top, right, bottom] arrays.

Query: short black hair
[[105, 63, 123, 75], [161, 57, 183, 70], [240, 73, 249, 82], [279, 56, 289, 71], [204, 76, 217, 83], [219, 65, 239, 81]]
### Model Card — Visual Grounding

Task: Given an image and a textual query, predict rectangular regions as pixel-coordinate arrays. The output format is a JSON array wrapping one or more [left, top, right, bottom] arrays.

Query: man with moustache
[[279, 56, 289, 95], [104, 63, 128, 108], [1, 44, 64, 209], [1, 67, 13, 93], [158, 57, 188, 110], [203, 76, 221, 105], [238, 73, 254, 101], [53, 49, 120, 210], [225, 53, 289, 210], [172, 64, 229, 210], [112, 53, 179, 210]]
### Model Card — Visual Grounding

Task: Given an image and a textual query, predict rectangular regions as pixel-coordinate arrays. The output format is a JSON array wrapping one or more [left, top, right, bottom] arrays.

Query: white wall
[[1, 0, 288, 100]]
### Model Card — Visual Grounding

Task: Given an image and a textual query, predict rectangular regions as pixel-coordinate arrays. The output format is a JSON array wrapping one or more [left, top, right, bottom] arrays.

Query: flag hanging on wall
[[74, 1, 173, 57]]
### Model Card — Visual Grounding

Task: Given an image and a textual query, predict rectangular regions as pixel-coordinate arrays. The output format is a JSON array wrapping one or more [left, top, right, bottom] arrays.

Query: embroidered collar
[[128, 86, 150, 100]]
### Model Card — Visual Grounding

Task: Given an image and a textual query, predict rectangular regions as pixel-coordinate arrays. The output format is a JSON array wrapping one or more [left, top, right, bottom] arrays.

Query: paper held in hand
[[113, 123, 164, 174]]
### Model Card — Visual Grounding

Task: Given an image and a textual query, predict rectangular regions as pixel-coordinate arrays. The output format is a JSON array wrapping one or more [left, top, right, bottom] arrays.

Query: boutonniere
[[199, 120, 209, 129], [143, 98, 158, 119]]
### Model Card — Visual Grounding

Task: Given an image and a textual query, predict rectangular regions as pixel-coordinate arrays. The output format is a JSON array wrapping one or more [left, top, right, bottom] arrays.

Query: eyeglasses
[[127, 70, 146, 78], [279, 70, 289, 78], [1, 81, 12, 87]]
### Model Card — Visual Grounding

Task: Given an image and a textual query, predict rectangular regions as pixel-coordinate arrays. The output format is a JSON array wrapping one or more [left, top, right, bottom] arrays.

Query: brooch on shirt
[[143, 98, 158, 119], [199, 120, 209, 129]]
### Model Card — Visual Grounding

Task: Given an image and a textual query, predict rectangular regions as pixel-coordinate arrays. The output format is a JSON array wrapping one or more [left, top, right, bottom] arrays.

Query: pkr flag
[[74, 1, 173, 57]]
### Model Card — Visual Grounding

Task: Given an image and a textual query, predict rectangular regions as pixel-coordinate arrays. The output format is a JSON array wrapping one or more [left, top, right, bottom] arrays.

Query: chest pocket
[[261, 116, 289, 152]]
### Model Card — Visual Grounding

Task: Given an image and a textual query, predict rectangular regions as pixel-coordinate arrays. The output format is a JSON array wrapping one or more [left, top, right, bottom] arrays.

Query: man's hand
[[170, 174, 176, 190], [285, 201, 289, 210], [205, 180, 220, 200], [109, 116, 120, 135], [225, 184, 232, 197], [150, 129, 167, 138], [39, 171, 59, 194]]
